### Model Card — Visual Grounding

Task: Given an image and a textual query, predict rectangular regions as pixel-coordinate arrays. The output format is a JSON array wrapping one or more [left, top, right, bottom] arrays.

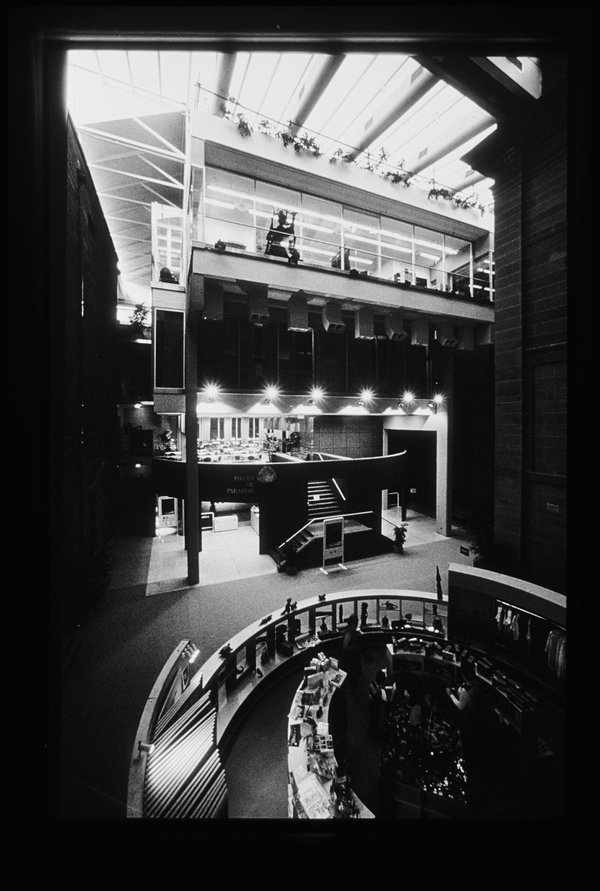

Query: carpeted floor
[[54, 529, 564, 823]]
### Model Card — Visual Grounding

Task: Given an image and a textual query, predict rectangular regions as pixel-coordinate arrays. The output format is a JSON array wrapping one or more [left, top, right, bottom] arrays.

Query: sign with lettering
[[321, 517, 346, 575], [225, 472, 257, 498], [460, 546, 470, 556]]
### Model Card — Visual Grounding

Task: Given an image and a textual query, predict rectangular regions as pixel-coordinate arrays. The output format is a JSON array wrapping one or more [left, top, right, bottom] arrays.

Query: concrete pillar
[[184, 276, 203, 585], [435, 407, 451, 536]]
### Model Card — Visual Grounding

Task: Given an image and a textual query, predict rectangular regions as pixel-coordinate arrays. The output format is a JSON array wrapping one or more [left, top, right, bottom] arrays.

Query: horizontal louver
[[143, 691, 226, 818]]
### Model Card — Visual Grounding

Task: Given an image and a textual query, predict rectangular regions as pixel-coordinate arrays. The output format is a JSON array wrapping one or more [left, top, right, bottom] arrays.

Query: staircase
[[307, 479, 344, 520]]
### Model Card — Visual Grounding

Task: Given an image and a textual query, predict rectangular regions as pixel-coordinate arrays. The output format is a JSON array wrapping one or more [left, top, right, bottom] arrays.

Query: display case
[[287, 657, 374, 819]]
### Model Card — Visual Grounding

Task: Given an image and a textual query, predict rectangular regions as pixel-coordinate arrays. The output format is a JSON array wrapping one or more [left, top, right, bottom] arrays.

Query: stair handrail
[[278, 509, 376, 550], [312, 452, 347, 502]]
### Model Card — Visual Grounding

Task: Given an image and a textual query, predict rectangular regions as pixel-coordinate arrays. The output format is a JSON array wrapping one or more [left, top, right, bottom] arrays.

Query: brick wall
[[59, 117, 120, 626], [467, 56, 568, 591]]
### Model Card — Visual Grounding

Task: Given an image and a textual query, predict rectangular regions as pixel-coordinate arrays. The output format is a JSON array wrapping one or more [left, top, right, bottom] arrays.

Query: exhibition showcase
[[128, 569, 565, 820]]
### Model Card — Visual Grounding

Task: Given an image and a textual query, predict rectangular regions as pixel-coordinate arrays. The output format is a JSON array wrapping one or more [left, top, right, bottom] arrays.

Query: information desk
[[287, 657, 374, 819]]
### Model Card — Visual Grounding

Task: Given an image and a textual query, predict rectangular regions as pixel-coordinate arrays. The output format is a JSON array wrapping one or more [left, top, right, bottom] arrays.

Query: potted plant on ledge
[[129, 303, 151, 340], [393, 524, 408, 553]]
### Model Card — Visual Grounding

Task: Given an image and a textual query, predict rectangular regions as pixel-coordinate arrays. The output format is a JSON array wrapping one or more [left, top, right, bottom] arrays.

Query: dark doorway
[[387, 430, 436, 517]]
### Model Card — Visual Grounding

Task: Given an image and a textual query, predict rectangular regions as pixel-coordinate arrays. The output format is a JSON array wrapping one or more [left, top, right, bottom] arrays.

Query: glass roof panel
[[128, 51, 161, 95], [237, 53, 282, 126], [158, 52, 194, 103], [301, 54, 375, 143], [97, 50, 132, 85], [256, 53, 314, 128], [190, 51, 220, 111], [331, 54, 414, 145], [227, 52, 252, 113]]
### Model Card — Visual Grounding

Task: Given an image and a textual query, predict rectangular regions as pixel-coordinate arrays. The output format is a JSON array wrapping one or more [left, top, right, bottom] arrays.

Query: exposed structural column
[[345, 68, 439, 162], [184, 273, 204, 585], [210, 53, 236, 115], [288, 55, 345, 136], [435, 383, 452, 538]]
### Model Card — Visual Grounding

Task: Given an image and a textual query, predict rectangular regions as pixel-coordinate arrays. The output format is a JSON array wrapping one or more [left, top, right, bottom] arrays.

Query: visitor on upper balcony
[[159, 266, 179, 284], [265, 209, 299, 263]]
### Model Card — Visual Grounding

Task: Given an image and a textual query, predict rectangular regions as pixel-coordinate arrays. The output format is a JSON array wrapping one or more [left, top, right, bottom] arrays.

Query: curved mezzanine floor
[[55, 511, 564, 829]]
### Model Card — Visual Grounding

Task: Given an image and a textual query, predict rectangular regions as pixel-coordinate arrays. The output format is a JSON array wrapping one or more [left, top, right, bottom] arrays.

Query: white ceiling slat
[[132, 117, 186, 158], [89, 163, 184, 190], [141, 184, 181, 208], [98, 193, 153, 208], [140, 156, 184, 187], [78, 124, 184, 161], [112, 234, 151, 245], [106, 215, 153, 228]]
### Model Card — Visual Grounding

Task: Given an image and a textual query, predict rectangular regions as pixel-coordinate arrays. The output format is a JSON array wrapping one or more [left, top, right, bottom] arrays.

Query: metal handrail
[[313, 452, 347, 503], [278, 509, 375, 550]]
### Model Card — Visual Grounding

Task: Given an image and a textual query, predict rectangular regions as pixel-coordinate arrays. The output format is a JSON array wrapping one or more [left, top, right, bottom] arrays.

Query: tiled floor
[[148, 520, 276, 592], [133, 509, 463, 595]]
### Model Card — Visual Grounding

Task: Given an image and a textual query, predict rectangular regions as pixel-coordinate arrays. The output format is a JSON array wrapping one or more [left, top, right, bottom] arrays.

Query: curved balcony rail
[[127, 588, 449, 819], [127, 569, 564, 820]]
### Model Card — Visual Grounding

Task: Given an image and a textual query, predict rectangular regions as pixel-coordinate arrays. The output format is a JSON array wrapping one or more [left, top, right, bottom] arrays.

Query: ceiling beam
[[415, 54, 537, 122], [211, 52, 236, 115], [288, 54, 345, 136], [408, 113, 495, 176], [346, 67, 439, 161], [450, 171, 487, 195]]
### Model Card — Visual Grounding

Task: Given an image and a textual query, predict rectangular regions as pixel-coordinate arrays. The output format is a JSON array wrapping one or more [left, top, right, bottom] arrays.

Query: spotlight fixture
[[202, 383, 221, 401], [360, 388, 374, 404], [400, 391, 416, 410], [134, 402, 142, 409], [310, 386, 324, 402], [428, 393, 444, 413], [263, 384, 280, 403]]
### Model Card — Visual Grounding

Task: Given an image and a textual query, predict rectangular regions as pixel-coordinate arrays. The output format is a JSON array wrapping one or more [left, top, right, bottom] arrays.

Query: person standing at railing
[[340, 613, 363, 684], [265, 209, 298, 262]]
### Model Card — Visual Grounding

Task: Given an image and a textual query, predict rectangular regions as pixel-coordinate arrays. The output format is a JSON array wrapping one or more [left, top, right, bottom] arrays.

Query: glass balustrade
[[186, 165, 493, 300]]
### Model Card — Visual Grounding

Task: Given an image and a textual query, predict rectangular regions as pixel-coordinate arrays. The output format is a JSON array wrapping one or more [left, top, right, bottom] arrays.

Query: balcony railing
[[196, 212, 494, 301]]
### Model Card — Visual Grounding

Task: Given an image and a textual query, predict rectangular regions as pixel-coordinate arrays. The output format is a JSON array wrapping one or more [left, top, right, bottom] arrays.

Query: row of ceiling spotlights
[[201, 383, 443, 407]]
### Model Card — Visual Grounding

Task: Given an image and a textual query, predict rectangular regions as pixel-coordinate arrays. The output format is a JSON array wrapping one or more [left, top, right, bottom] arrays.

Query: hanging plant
[[329, 147, 353, 164], [294, 132, 323, 156], [428, 186, 454, 201], [383, 169, 412, 186], [362, 147, 389, 173], [235, 114, 253, 138], [257, 118, 276, 137], [276, 129, 296, 149]]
